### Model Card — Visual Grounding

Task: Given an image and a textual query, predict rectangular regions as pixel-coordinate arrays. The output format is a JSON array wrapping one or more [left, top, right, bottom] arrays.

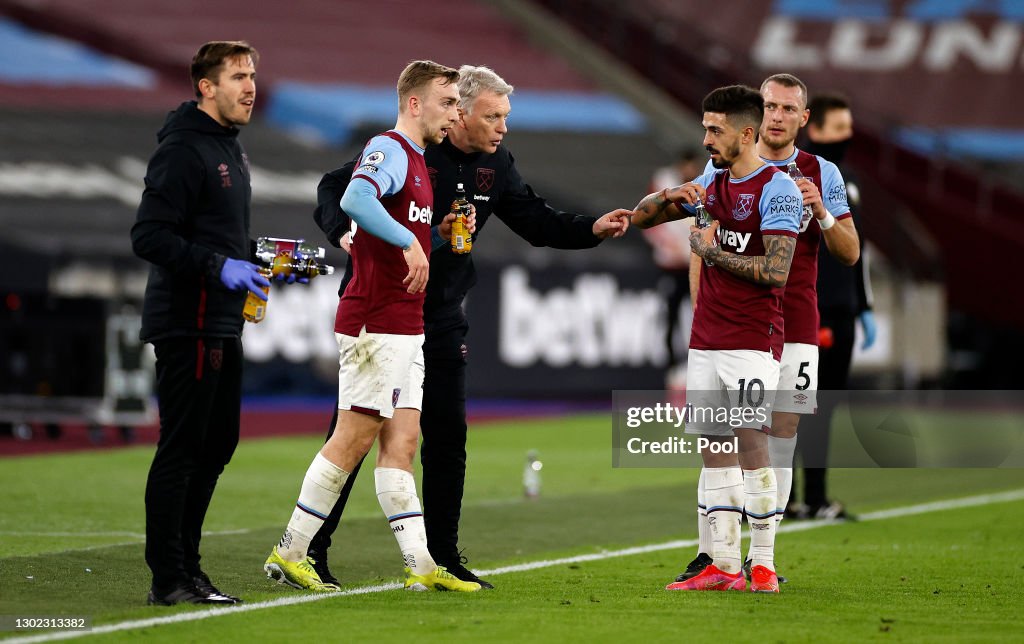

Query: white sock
[[375, 467, 435, 575], [278, 452, 349, 562], [697, 467, 712, 555], [768, 435, 797, 526], [744, 467, 778, 570], [703, 466, 743, 574]]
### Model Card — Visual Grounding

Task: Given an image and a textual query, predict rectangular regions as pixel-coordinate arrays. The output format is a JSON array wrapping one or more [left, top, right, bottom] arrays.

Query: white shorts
[[336, 328, 424, 418], [774, 342, 818, 414], [685, 349, 779, 436]]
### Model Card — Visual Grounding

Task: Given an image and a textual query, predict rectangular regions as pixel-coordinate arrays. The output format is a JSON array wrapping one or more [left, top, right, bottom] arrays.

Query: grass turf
[[1, 412, 1022, 641]]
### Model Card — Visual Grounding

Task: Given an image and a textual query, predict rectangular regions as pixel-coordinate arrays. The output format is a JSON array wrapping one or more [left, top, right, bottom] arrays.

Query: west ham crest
[[392, 388, 401, 407], [733, 193, 755, 221], [209, 348, 223, 371], [476, 168, 495, 192], [218, 163, 232, 188]]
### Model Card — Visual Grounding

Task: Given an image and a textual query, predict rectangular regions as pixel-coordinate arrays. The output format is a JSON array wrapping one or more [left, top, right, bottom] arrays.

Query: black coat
[[314, 137, 601, 334], [132, 101, 254, 342], [815, 165, 872, 318]]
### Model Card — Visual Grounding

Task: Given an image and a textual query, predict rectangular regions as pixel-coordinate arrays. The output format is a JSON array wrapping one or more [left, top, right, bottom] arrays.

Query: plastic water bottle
[[523, 450, 542, 499], [244, 237, 334, 323], [693, 198, 714, 267], [786, 162, 815, 231]]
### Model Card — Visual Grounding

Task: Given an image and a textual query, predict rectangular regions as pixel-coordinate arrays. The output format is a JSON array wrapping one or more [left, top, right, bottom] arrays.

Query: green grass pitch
[[1, 412, 1022, 642]]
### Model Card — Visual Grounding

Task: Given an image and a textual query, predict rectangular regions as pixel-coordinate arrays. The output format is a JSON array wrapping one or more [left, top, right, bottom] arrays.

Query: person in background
[[644, 149, 703, 388], [790, 92, 876, 520]]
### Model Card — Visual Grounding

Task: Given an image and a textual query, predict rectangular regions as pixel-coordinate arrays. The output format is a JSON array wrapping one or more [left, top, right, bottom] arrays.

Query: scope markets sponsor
[[499, 266, 667, 368], [768, 193, 803, 217]]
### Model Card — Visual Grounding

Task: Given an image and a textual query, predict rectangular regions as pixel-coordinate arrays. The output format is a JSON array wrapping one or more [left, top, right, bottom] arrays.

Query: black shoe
[[148, 582, 232, 606], [810, 501, 853, 521], [192, 571, 243, 604], [743, 557, 788, 584], [784, 502, 811, 520], [674, 552, 712, 582], [307, 550, 340, 587], [437, 552, 494, 589]]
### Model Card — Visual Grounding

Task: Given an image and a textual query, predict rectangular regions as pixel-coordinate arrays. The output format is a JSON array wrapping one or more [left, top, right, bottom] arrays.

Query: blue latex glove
[[220, 258, 270, 300], [859, 311, 877, 350], [272, 272, 308, 285]]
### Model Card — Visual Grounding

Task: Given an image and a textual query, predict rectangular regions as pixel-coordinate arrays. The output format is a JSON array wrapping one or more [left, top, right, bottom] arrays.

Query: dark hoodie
[[131, 101, 253, 342]]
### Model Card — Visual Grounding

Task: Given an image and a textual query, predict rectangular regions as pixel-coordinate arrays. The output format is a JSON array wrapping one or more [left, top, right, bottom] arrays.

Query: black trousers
[[310, 322, 469, 564], [797, 313, 855, 507], [660, 269, 690, 366], [145, 336, 242, 591]]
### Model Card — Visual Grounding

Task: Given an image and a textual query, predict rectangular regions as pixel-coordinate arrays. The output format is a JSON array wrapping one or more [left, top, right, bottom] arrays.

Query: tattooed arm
[[631, 189, 684, 229], [689, 227, 797, 288], [689, 253, 701, 310], [631, 182, 706, 229]]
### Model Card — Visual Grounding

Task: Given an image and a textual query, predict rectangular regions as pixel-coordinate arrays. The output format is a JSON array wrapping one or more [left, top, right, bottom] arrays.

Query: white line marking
[[7, 488, 1024, 644], [0, 529, 248, 539], [1, 530, 253, 557], [0, 532, 147, 539]]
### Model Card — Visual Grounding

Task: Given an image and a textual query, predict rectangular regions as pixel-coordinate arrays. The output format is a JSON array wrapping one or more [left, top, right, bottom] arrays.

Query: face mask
[[803, 137, 851, 163]]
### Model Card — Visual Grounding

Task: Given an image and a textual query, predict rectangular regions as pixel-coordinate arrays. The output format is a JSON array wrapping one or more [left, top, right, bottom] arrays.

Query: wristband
[[818, 212, 836, 230]]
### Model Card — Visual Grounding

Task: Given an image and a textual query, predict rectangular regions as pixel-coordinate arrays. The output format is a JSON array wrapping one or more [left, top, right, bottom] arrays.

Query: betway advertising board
[[240, 261, 668, 398], [468, 264, 668, 396]]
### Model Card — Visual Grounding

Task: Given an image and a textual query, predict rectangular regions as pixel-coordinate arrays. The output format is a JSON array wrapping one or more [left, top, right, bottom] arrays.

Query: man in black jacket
[[131, 41, 269, 606], [309, 65, 631, 588], [791, 93, 875, 519]]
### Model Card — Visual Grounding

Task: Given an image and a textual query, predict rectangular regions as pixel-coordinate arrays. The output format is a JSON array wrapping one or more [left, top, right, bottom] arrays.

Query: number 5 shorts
[[775, 342, 819, 414], [685, 349, 780, 436], [335, 327, 425, 418]]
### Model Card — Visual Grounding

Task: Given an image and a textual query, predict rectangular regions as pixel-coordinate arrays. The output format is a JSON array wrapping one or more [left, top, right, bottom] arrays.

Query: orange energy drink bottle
[[242, 268, 272, 323], [450, 183, 472, 254]]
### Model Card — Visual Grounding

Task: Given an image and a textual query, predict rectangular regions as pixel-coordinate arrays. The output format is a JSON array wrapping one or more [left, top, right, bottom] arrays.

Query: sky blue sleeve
[[351, 135, 408, 197], [819, 159, 851, 217], [677, 171, 717, 215], [340, 178, 415, 249], [759, 173, 802, 233]]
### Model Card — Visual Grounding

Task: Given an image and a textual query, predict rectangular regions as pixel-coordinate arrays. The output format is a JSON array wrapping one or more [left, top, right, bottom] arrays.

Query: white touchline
[[0, 530, 248, 539], [0, 532, 148, 538], [8, 488, 1024, 644], [2, 530, 253, 556]]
